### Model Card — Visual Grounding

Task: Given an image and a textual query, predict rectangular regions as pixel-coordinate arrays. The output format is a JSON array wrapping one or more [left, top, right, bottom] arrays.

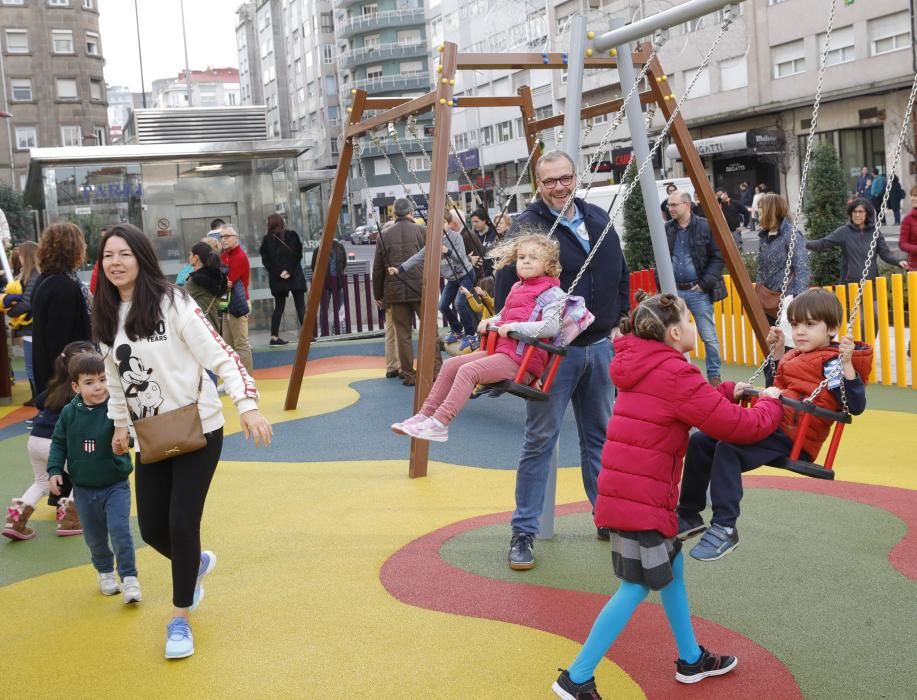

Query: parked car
[[350, 225, 372, 245]]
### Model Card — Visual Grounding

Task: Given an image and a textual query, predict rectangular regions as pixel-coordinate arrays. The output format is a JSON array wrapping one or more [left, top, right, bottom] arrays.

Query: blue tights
[[568, 552, 701, 684]]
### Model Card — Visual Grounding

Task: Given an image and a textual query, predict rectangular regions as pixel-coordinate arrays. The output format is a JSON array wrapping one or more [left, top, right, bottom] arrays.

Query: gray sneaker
[[689, 524, 739, 562], [508, 532, 535, 570]]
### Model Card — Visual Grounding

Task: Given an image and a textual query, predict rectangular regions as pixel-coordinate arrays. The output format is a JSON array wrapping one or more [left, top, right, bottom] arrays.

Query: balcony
[[340, 40, 428, 70], [357, 136, 433, 158], [333, 0, 364, 8], [337, 7, 426, 38], [351, 73, 431, 94]]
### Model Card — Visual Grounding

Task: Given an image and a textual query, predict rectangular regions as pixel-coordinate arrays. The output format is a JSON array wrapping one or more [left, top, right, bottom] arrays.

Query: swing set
[[285, 0, 917, 481]]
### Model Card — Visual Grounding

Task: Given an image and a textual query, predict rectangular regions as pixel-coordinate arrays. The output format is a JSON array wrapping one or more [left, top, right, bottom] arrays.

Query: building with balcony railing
[[335, 0, 433, 224]]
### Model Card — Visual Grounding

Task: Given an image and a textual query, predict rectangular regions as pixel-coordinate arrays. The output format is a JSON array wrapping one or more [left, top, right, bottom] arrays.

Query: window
[[719, 55, 748, 91], [366, 65, 383, 80], [362, 4, 377, 17], [407, 156, 430, 171], [86, 31, 100, 56], [683, 66, 711, 97], [325, 75, 336, 94], [534, 105, 552, 121], [397, 29, 421, 45], [5, 30, 29, 54], [15, 126, 36, 150], [61, 126, 82, 146], [93, 127, 106, 146], [496, 120, 513, 143], [297, 87, 305, 103], [515, 117, 524, 137], [480, 125, 493, 146], [772, 39, 805, 78], [320, 12, 333, 32], [2, 0, 25, 5], [400, 60, 422, 75], [868, 12, 910, 56], [49, 0, 69, 5], [363, 34, 380, 50], [454, 132, 469, 150], [331, 138, 339, 156], [322, 44, 334, 64], [83, 0, 94, 8], [374, 158, 390, 175], [592, 112, 607, 125], [328, 105, 339, 123], [10, 78, 31, 101], [56, 78, 78, 99], [52, 29, 74, 54], [90, 79, 102, 100], [682, 17, 704, 34]]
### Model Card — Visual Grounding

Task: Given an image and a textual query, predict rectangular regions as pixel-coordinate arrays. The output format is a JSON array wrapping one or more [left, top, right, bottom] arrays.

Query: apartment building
[[0, 0, 109, 191], [150, 68, 241, 110]]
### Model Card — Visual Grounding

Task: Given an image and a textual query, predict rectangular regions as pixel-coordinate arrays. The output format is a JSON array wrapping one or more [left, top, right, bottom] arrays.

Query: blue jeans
[[440, 270, 477, 336], [678, 289, 721, 379], [511, 338, 614, 534], [22, 335, 34, 384], [73, 480, 137, 579]]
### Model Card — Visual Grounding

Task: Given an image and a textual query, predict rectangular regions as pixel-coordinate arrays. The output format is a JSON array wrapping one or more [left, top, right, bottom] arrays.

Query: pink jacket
[[493, 275, 560, 378], [594, 334, 783, 538]]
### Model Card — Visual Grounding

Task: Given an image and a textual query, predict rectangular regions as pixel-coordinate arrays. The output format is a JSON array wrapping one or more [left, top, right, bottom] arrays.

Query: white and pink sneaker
[[391, 413, 430, 435], [402, 416, 449, 443]]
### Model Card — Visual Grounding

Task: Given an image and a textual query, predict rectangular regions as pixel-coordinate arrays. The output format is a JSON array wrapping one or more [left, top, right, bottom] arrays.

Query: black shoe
[[676, 512, 707, 541], [508, 532, 535, 570], [385, 370, 401, 378], [269, 337, 289, 346], [675, 646, 738, 684], [552, 669, 602, 699], [401, 375, 416, 386], [596, 527, 611, 541]]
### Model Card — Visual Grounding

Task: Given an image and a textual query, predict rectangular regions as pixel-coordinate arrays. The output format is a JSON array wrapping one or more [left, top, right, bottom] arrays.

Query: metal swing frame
[[286, 24, 773, 478]]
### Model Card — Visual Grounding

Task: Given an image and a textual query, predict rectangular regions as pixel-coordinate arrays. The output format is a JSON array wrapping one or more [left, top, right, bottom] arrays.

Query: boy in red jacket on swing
[[678, 288, 873, 562]]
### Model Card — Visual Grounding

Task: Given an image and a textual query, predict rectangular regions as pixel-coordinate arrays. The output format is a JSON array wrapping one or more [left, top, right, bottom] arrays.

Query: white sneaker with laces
[[99, 572, 120, 596], [402, 416, 449, 442], [391, 413, 429, 435], [122, 576, 142, 604]]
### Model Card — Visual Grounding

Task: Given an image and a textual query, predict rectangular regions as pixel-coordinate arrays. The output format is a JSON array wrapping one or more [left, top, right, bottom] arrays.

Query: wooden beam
[[517, 85, 542, 190], [284, 92, 366, 410], [345, 91, 436, 139], [455, 52, 646, 71], [645, 51, 770, 352], [531, 91, 657, 131], [365, 95, 525, 110], [407, 42, 459, 479]]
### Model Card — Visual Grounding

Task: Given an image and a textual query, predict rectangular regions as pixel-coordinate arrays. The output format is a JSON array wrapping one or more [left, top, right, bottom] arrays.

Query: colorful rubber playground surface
[[1, 339, 915, 698]]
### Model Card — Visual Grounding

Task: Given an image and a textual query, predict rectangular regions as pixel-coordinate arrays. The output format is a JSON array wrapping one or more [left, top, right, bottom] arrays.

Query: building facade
[[151, 67, 241, 110], [0, 0, 109, 191]]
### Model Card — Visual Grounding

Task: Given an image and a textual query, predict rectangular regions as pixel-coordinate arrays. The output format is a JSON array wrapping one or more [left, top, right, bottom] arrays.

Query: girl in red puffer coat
[[552, 292, 783, 700]]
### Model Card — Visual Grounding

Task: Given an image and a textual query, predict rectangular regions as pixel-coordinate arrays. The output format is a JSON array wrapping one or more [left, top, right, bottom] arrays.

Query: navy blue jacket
[[494, 198, 629, 346], [664, 214, 728, 302]]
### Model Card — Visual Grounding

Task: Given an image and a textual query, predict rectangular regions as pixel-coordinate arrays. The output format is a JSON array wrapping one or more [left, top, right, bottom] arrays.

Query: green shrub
[[803, 141, 847, 286]]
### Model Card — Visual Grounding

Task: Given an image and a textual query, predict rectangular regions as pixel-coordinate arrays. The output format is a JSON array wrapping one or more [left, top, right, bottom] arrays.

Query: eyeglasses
[[539, 174, 575, 189], [220, 234, 237, 239]]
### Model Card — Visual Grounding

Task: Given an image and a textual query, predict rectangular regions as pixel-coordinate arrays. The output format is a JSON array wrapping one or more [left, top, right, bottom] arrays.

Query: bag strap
[[204, 295, 218, 315]]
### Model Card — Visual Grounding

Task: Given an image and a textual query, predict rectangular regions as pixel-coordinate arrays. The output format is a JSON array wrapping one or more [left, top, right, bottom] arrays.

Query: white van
[[576, 176, 696, 239]]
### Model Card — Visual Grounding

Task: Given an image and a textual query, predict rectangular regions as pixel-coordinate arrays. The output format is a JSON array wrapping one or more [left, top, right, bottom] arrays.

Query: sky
[[98, 0, 242, 93]]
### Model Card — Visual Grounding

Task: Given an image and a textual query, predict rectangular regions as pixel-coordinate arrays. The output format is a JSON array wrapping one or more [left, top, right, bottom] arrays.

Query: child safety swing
[[740, 32, 917, 479]]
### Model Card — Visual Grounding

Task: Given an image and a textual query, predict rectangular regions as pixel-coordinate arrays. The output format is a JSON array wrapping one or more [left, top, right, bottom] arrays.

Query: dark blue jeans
[[678, 429, 793, 529], [511, 338, 614, 534], [440, 270, 477, 336], [72, 480, 137, 579]]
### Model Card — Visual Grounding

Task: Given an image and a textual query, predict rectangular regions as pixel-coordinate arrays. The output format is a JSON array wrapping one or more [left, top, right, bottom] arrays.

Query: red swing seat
[[479, 329, 566, 402], [740, 389, 852, 480]]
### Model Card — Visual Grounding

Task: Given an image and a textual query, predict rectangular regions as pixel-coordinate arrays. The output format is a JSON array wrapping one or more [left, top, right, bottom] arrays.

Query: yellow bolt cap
[[447, 100, 453, 106], [439, 98, 446, 105], [436, 65, 443, 73], [610, 48, 617, 56], [585, 48, 593, 57], [442, 78, 448, 84], [587, 31, 595, 39], [351, 88, 357, 94], [347, 107, 353, 112], [438, 44, 445, 52], [449, 79, 455, 85]]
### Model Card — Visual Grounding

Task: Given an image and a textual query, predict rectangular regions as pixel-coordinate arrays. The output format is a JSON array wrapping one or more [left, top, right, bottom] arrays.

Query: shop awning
[[666, 129, 785, 161]]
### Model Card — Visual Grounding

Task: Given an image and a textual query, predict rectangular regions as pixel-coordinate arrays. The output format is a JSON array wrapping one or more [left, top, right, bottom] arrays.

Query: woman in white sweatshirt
[[93, 224, 272, 660]]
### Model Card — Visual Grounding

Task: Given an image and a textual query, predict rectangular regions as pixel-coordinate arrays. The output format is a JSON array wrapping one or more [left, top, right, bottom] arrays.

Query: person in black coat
[[31, 222, 92, 393], [310, 237, 348, 335], [259, 214, 306, 345]]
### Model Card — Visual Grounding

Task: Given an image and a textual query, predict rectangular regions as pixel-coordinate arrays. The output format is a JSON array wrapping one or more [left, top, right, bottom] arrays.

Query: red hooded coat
[[595, 335, 784, 538]]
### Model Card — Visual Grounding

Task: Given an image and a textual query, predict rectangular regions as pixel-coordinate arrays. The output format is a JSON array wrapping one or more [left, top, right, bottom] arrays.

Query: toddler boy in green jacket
[[48, 352, 141, 604]]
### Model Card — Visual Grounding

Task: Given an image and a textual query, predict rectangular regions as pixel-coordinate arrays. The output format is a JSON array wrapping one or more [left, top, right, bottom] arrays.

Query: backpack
[[519, 285, 595, 349]]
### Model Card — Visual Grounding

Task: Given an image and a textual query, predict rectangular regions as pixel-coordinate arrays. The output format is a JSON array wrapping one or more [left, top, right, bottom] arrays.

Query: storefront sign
[[666, 129, 786, 161], [448, 148, 480, 173], [80, 182, 143, 202]]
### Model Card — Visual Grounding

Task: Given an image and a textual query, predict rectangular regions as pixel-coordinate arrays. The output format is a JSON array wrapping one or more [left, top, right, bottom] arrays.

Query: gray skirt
[[610, 530, 682, 591]]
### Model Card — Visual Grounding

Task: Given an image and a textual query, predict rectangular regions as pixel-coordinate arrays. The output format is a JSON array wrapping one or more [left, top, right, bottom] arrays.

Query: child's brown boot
[[56, 497, 83, 537], [2, 499, 36, 541]]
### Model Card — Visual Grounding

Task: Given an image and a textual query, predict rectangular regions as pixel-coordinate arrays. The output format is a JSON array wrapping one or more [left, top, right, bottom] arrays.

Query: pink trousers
[[421, 351, 525, 425]]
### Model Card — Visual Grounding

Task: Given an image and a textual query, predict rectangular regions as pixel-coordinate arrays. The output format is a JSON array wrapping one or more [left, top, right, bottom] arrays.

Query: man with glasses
[[494, 150, 630, 571], [219, 224, 254, 374], [666, 190, 726, 386]]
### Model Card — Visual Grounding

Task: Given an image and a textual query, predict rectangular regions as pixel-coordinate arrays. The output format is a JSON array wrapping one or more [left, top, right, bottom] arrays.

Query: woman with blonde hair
[[3, 241, 40, 402]]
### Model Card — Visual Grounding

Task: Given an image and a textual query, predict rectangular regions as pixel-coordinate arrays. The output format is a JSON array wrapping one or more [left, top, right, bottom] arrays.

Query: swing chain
[[746, 0, 839, 386], [521, 15, 731, 342], [381, 123, 423, 209]]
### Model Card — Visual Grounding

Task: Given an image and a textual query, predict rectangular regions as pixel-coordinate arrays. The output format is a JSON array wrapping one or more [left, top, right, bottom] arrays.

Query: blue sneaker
[[165, 617, 194, 659], [458, 335, 480, 353], [689, 524, 739, 562], [443, 331, 461, 344], [190, 550, 217, 612]]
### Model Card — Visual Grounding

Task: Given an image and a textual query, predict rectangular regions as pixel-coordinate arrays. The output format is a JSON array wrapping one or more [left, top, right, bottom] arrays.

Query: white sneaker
[[122, 576, 142, 604], [99, 572, 119, 596]]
